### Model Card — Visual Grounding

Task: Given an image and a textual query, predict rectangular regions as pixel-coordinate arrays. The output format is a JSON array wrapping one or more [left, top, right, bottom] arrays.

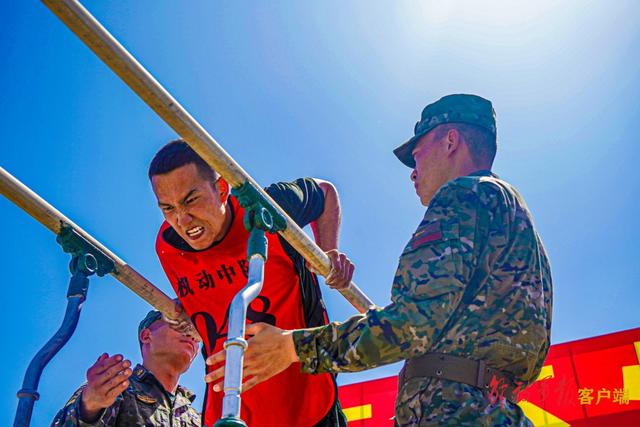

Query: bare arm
[[310, 179, 354, 290], [310, 179, 341, 251]]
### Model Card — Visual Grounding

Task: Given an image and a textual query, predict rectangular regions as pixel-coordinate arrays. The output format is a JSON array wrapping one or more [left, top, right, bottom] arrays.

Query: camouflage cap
[[138, 310, 163, 342], [394, 94, 497, 168]]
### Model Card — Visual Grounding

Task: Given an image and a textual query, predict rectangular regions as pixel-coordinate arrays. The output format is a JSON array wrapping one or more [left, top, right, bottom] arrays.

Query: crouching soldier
[[52, 310, 201, 426]]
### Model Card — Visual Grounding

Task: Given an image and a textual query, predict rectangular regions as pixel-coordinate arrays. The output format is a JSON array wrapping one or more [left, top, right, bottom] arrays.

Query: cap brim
[[393, 135, 419, 168], [138, 310, 163, 336]]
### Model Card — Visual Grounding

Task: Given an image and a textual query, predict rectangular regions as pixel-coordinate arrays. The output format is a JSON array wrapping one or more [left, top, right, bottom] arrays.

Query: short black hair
[[433, 123, 497, 166], [148, 139, 218, 182]]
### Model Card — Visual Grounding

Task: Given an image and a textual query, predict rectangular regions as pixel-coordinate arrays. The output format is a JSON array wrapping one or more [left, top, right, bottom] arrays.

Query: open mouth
[[185, 226, 205, 240]]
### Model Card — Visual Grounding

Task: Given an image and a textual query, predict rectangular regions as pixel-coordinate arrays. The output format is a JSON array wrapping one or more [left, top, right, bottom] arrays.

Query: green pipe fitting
[[231, 182, 286, 233], [56, 225, 115, 277], [247, 228, 267, 260], [213, 416, 247, 427]]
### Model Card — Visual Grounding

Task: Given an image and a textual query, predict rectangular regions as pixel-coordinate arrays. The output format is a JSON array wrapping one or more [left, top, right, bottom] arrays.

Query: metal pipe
[[0, 167, 199, 340], [14, 275, 85, 427], [220, 255, 265, 419], [40, 0, 375, 313]]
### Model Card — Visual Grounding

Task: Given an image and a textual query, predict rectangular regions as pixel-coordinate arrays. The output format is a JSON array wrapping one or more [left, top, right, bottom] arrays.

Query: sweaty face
[[152, 163, 230, 250], [144, 321, 199, 372], [410, 129, 451, 206]]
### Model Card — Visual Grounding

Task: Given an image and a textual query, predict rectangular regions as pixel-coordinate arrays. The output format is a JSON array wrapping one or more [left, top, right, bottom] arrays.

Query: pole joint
[[231, 182, 286, 234], [56, 224, 115, 277], [16, 389, 39, 401]]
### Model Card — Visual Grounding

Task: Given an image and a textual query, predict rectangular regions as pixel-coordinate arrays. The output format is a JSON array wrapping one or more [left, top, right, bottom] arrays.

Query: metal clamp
[[231, 182, 286, 233], [223, 337, 248, 351]]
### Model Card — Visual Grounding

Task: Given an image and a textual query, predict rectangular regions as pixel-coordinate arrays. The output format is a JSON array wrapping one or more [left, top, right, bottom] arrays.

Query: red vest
[[156, 197, 335, 427]]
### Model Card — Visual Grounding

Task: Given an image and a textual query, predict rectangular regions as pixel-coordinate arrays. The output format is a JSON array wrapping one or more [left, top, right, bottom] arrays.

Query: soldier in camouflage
[[205, 94, 553, 426], [51, 310, 201, 426]]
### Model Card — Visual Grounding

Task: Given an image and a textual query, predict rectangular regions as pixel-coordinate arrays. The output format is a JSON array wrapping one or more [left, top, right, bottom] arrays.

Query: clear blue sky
[[2, 1, 639, 424]]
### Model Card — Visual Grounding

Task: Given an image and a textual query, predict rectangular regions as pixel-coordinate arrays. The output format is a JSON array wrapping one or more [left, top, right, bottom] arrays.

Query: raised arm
[[310, 179, 354, 290], [264, 178, 355, 290], [51, 353, 131, 426], [310, 179, 341, 251]]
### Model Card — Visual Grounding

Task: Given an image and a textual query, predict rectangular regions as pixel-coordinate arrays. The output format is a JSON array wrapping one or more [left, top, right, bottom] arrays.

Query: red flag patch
[[410, 221, 443, 250]]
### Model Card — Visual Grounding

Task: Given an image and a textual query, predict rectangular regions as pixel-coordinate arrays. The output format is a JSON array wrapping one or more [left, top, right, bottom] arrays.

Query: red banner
[[338, 328, 640, 426]]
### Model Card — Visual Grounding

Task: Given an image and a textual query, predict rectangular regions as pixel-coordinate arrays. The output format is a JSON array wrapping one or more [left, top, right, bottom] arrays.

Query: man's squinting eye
[[161, 205, 174, 213], [185, 196, 199, 205]]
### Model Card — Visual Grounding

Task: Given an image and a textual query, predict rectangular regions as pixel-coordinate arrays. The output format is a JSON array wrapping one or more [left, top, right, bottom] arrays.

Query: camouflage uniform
[[51, 364, 201, 426], [293, 171, 553, 426]]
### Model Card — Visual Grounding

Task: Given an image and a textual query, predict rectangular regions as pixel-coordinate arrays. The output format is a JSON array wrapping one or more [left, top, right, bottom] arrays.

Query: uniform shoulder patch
[[64, 386, 84, 407], [133, 366, 146, 378], [409, 220, 443, 250]]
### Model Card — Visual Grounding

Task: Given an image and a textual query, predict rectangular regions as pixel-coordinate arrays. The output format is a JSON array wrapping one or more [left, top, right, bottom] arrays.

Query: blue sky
[[2, 1, 639, 424]]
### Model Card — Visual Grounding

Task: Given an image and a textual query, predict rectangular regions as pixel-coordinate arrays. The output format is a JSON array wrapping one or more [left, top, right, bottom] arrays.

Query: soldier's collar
[[176, 385, 197, 402], [469, 169, 498, 179], [134, 364, 195, 402]]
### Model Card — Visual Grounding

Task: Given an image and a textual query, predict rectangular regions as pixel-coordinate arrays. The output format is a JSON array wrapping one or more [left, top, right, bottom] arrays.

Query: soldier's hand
[[324, 250, 355, 290], [80, 353, 132, 421], [204, 322, 298, 393]]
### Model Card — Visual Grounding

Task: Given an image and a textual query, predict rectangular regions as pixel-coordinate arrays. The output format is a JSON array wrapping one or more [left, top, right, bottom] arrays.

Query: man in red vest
[[149, 139, 352, 427]]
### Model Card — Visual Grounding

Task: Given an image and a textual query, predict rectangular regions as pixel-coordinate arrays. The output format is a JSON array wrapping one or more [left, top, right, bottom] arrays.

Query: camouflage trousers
[[395, 377, 534, 427]]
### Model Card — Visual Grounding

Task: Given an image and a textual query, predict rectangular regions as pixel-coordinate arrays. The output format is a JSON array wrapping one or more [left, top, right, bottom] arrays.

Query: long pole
[[41, 0, 374, 312], [0, 167, 199, 340]]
